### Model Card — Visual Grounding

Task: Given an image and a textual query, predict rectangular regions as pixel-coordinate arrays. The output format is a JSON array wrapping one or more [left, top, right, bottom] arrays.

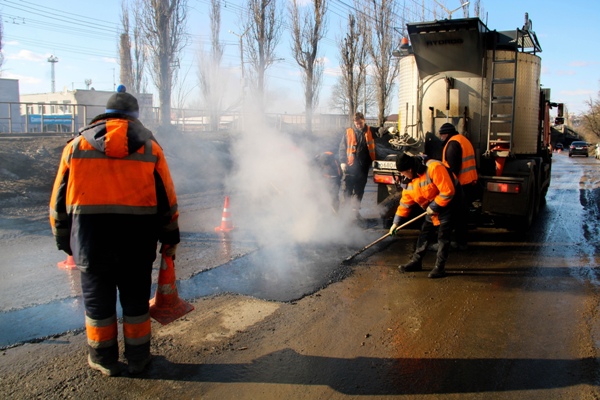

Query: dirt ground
[[1, 135, 600, 399]]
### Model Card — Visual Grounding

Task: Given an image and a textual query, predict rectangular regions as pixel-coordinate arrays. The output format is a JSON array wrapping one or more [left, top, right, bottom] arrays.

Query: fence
[[0, 101, 358, 135]]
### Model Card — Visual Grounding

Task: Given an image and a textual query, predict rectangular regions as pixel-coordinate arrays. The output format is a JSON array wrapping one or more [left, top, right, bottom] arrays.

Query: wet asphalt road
[[1, 150, 599, 363]]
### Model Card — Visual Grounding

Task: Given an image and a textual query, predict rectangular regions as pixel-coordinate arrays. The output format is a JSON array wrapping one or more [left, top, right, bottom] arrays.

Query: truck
[[373, 13, 554, 230]]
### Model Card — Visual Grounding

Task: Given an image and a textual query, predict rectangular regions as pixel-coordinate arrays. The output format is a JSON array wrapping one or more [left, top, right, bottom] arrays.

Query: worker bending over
[[389, 152, 461, 278]]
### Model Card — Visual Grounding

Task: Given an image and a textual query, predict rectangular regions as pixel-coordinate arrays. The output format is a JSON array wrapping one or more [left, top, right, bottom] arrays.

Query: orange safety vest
[[395, 159, 456, 226], [50, 133, 177, 218], [345, 127, 376, 166], [442, 134, 478, 185]]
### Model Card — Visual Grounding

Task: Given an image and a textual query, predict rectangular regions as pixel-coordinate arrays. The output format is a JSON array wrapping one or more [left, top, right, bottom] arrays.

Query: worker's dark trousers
[[454, 183, 477, 246], [80, 262, 152, 365], [411, 217, 452, 268], [341, 170, 369, 208], [411, 205, 457, 269]]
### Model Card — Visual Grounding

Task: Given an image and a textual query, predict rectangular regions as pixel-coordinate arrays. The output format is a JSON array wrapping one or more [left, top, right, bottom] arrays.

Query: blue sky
[[1, 0, 598, 116]]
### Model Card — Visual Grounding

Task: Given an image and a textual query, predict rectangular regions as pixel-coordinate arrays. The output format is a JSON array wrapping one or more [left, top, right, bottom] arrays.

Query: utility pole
[[229, 28, 250, 102], [47, 55, 59, 93]]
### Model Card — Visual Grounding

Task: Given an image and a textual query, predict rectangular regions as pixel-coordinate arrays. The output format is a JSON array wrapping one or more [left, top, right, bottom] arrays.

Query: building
[[20, 89, 153, 133], [0, 78, 23, 133]]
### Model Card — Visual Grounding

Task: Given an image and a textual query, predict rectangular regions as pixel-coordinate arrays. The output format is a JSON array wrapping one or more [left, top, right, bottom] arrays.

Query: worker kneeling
[[389, 152, 461, 279]]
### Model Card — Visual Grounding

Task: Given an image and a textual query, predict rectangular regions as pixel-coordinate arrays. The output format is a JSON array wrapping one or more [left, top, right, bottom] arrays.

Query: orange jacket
[[442, 134, 478, 185], [395, 159, 456, 226], [49, 116, 179, 270], [344, 127, 376, 166]]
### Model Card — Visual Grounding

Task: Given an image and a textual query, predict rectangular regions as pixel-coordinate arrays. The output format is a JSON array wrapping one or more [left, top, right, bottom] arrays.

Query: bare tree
[[119, 1, 147, 96], [337, 13, 369, 124], [132, 1, 147, 94], [581, 93, 600, 141], [244, 0, 282, 112], [198, 0, 226, 131], [289, 0, 328, 133], [140, 0, 189, 129], [0, 12, 4, 73], [363, 0, 401, 126], [119, 1, 135, 91], [329, 79, 349, 114], [330, 74, 375, 116]]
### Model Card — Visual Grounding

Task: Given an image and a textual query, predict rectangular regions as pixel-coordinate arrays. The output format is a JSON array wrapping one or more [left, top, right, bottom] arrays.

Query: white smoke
[[227, 108, 360, 248]]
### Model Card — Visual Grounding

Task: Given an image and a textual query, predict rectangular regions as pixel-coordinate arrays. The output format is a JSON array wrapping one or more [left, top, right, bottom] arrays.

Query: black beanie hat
[[106, 85, 139, 118], [396, 152, 416, 172], [439, 122, 457, 135]]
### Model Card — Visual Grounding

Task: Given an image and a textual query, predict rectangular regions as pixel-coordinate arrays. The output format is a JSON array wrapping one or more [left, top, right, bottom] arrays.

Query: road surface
[[1, 150, 599, 399]]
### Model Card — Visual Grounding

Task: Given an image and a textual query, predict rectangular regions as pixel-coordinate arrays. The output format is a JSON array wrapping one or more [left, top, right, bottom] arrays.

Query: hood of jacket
[[79, 113, 154, 158]]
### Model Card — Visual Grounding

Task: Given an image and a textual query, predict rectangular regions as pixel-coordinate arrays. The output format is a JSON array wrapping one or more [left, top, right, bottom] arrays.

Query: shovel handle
[[343, 212, 426, 263], [394, 211, 427, 231]]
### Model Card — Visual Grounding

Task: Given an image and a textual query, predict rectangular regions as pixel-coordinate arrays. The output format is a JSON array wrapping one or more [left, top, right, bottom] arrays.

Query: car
[[569, 141, 589, 157], [554, 143, 564, 151]]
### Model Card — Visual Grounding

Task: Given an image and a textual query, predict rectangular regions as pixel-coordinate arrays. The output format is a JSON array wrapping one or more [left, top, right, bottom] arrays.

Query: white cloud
[[560, 89, 594, 97], [6, 50, 48, 63], [1, 72, 41, 84], [324, 66, 341, 77], [556, 70, 576, 76], [569, 60, 597, 68]]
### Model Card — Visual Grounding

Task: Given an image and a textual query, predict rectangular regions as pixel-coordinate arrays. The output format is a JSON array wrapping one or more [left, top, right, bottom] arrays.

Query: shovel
[[342, 212, 427, 264]]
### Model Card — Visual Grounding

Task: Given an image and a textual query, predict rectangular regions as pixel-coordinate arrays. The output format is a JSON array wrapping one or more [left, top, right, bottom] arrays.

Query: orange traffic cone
[[57, 255, 76, 270], [215, 196, 234, 233], [149, 250, 194, 325]]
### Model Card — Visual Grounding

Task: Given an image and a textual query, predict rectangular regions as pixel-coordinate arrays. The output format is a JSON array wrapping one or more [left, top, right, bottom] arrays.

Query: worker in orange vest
[[338, 112, 376, 220], [49, 85, 180, 376], [439, 123, 478, 250], [389, 152, 461, 278]]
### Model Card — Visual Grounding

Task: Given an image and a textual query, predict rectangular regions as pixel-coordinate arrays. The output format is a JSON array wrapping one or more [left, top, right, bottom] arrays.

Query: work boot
[[428, 266, 447, 279], [88, 354, 121, 377], [128, 355, 152, 375], [399, 260, 422, 272]]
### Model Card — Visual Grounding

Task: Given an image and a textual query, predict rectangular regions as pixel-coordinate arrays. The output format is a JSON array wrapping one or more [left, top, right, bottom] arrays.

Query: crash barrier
[[149, 250, 194, 325], [215, 196, 235, 233]]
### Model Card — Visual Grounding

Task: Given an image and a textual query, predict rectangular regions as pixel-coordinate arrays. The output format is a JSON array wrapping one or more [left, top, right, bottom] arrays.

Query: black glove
[[57, 236, 72, 256], [160, 243, 178, 260]]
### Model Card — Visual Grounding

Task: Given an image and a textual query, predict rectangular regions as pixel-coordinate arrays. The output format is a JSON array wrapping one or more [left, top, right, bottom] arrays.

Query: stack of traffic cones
[[214, 196, 235, 233], [57, 255, 76, 270], [149, 249, 194, 325]]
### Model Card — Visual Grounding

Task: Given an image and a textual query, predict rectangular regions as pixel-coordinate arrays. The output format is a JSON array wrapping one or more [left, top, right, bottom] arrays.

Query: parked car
[[569, 141, 589, 157], [555, 143, 564, 151]]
